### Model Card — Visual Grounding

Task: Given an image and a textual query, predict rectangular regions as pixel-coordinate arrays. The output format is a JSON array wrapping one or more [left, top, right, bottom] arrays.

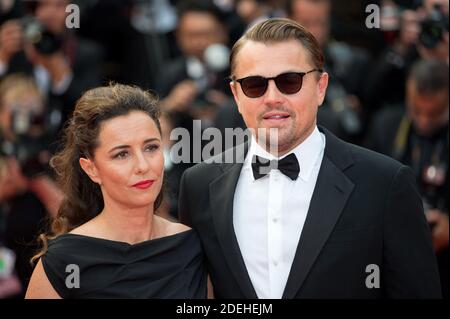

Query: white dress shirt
[[233, 126, 326, 299]]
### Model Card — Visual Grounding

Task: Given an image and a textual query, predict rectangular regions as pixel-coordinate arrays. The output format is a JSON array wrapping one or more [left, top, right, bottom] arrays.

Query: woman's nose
[[135, 152, 150, 174]]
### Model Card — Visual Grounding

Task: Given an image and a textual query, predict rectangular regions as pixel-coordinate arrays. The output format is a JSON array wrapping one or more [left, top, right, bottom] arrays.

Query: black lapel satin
[[282, 127, 355, 298], [209, 143, 258, 298]]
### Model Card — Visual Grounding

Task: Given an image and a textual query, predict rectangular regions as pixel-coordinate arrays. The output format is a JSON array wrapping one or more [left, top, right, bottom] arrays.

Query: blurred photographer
[[365, 0, 448, 117], [0, 0, 102, 123], [287, 0, 371, 142], [234, 0, 272, 29], [156, 0, 233, 220], [365, 8, 421, 113], [158, 0, 231, 118], [0, 74, 63, 298], [417, 0, 449, 63], [366, 59, 448, 297]]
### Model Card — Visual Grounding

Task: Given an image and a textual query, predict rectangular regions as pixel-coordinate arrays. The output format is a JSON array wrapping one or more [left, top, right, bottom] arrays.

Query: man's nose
[[263, 80, 284, 106]]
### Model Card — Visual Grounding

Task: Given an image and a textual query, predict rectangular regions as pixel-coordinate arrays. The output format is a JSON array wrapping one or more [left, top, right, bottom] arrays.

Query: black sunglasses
[[234, 69, 323, 98]]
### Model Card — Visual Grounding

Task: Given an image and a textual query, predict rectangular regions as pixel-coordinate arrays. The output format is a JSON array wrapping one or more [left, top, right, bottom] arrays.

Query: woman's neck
[[96, 203, 156, 245]]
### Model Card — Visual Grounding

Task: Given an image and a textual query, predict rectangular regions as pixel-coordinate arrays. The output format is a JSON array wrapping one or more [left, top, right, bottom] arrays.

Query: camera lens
[[21, 16, 63, 55], [419, 5, 449, 49]]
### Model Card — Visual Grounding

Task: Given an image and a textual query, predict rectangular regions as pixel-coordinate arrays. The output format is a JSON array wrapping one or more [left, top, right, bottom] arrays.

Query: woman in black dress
[[25, 84, 208, 298]]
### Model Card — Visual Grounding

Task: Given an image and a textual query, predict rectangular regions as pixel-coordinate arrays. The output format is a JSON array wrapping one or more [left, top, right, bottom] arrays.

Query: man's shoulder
[[340, 139, 406, 181], [324, 129, 404, 176], [349, 141, 400, 164], [324, 135, 416, 197]]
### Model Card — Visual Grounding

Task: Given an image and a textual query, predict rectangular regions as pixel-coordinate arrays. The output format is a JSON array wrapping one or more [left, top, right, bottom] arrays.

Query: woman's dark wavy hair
[[32, 83, 163, 263]]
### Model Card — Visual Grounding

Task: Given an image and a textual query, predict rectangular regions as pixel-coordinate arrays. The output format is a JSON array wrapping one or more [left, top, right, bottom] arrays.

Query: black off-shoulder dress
[[41, 229, 207, 298]]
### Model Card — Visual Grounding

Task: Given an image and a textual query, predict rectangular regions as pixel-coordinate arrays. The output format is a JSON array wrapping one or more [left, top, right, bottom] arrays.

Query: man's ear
[[230, 81, 243, 115], [79, 157, 101, 185], [317, 72, 329, 106]]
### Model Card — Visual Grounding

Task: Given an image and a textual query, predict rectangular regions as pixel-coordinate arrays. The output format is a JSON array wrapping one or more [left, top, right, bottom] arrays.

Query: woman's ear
[[79, 157, 101, 185]]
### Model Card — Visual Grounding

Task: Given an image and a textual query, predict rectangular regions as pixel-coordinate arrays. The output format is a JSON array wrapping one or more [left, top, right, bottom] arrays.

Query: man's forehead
[[237, 39, 308, 58], [234, 40, 312, 70]]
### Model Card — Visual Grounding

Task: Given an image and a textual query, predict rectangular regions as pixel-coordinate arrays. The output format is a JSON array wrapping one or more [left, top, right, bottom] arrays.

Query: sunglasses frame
[[234, 69, 323, 98]]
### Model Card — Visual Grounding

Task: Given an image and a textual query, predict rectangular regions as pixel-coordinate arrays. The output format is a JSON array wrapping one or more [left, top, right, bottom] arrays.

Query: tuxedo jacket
[[179, 126, 441, 298]]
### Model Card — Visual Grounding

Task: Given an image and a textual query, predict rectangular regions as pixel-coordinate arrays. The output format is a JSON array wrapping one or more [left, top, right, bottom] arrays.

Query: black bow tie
[[251, 153, 300, 181]]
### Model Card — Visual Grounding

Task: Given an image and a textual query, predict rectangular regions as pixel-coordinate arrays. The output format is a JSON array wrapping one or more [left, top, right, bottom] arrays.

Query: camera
[[0, 0, 63, 55], [0, 106, 62, 177], [419, 4, 449, 49], [21, 16, 63, 55], [186, 43, 231, 110]]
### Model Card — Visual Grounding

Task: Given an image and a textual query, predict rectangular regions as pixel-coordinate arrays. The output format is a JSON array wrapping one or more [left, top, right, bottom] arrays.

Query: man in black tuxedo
[[179, 18, 441, 298]]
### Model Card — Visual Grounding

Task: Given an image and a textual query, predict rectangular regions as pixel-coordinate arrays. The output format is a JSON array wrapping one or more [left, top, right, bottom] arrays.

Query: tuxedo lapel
[[209, 144, 258, 299], [282, 127, 355, 298]]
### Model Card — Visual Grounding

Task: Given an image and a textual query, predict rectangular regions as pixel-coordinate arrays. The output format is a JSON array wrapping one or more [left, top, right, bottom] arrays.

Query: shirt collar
[[244, 126, 325, 182]]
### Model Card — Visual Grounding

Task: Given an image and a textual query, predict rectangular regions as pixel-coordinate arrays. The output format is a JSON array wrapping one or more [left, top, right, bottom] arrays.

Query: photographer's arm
[[0, 158, 62, 217], [28, 175, 63, 218], [426, 209, 449, 253], [159, 80, 199, 113], [0, 20, 23, 75], [0, 157, 27, 202], [24, 44, 73, 91]]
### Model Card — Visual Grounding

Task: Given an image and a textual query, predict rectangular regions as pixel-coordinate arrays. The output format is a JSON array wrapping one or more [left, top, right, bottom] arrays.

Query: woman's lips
[[132, 180, 154, 189]]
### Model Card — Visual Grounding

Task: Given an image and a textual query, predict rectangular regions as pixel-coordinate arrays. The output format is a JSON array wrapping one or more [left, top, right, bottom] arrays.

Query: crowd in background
[[0, 0, 448, 298]]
